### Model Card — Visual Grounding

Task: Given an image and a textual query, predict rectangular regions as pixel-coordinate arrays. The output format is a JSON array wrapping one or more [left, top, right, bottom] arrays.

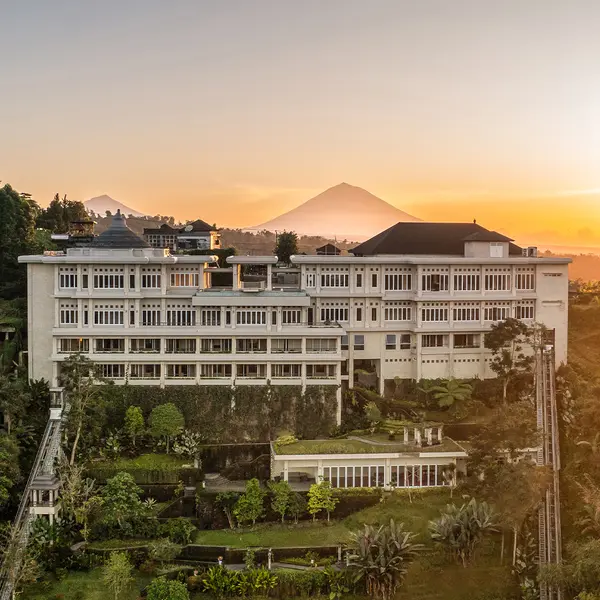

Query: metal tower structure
[[0, 390, 68, 600], [536, 342, 563, 600]]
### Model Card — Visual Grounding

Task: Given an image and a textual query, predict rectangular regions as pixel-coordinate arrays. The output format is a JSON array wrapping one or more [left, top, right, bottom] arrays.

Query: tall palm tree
[[349, 519, 421, 600], [430, 379, 473, 409]]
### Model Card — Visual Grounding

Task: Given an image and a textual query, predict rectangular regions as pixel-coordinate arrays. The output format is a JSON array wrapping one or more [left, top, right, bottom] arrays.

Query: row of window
[[58, 337, 339, 354], [93, 363, 337, 380], [340, 333, 481, 350], [321, 464, 453, 489], [58, 271, 201, 290]]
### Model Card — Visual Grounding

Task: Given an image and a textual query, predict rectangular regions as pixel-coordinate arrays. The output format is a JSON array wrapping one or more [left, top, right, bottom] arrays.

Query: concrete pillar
[[335, 386, 342, 426], [266, 265, 273, 291], [415, 429, 422, 446], [317, 460, 324, 481], [283, 461, 289, 482], [232, 264, 239, 290], [426, 428, 433, 445], [403, 427, 409, 443]]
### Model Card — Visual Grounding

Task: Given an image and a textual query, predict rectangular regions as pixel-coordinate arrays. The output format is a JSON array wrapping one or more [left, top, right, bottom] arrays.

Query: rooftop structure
[[143, 219, 220, 252]]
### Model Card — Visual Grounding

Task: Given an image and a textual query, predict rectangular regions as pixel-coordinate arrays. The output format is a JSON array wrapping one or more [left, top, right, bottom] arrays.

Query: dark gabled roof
[[316, 243, 341, 255], [143, 223, 178, 235], [93, 210, 150, 249], [180, 219, 215, 233], [351, 222, 522, 256]]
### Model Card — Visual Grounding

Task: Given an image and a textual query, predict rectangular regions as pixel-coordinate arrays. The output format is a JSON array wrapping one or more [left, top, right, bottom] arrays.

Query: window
[[422, 334, 447, 348], [421, 305, 449, 322], [356, 273, 363, 288], [95, 339, 124, 353], [59, 304, 78, 325], [399, 334, 411, 350], [384, 303, 412, 321], [93, 304, 124, 325], [384, 272, 412, 291], [93, 269, 124, 289], [141, 271, 161, 288], [454, 334, 479, 349], [371, 307, 377, 321], [306, 272, 316, 288], [237, 364, 267, 378], [356, 307, 362, 322], [129, 274, 135, 289], [282, 309, 301, 324], [166, 339, 196, 353], [59, 269, 77, 289], [59, 338, 89, 353], [236, 309, 266, 325], [515, 303, 535, 320], [306, 364, 336, 378], [130, 364, 160, 379], [272, 338, 302, 353], [141, 306, 161, 326], [421, 273, 449, 292], [272, 311, 277, 326], [341, 335, 349, 350], [386, 334, 396, 350], [237, 339, 267, 353], [200, 364, 232, 378], [130, 338, 160, 353], [371, 273, 378, 288], [82, 274, 88, 289], [320, 307, 349, 323], [484, 272, 511, 291], [516, 271, 535, 290], [354, 335, 365, 351], [271, 364, 301, 378], [83, 307, 89, 325], [226, 310, 231, 326], [320, 272, 349, 288], [453, 272, 480, 291], [100, 364, 125, 378], [452, 304, 480, 322], [166, 364, 196, 379], [201, 309, 221, 327], [169, 272, 199, 287], [483, 304, 511, 322], [166, 307, 196, 326], [306, 338, 336, 353], [200, 338, 232, 353], [129, 308, 135, 326], [490, 242, 504, 257]]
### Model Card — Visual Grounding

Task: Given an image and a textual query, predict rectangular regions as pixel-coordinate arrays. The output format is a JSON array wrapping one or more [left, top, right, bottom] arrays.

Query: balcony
[[240, 281, 266, 292]]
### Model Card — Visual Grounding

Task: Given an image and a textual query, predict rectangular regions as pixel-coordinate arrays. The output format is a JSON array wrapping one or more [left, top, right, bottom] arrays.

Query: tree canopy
[[274, 231, 299, 265], [36, 193, 88, 233]]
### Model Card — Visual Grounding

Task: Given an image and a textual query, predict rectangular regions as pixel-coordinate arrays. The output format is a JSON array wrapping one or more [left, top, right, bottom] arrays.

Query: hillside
[[251, 182, 420, 240], [85, 194, 146, 218]]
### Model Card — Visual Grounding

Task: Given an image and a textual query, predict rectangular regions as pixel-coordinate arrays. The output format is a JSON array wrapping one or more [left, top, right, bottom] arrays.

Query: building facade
[[20, 216, 570, 423], [143, 219, 221, 252]]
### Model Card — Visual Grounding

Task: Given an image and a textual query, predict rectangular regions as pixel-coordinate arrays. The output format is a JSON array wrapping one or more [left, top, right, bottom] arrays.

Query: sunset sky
[[2, 0, 600, 247]]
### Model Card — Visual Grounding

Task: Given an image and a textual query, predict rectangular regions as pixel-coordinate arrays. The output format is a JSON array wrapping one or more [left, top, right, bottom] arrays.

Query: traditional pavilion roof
[[93, 210, 150, 249], [351, 222, 521, 256]]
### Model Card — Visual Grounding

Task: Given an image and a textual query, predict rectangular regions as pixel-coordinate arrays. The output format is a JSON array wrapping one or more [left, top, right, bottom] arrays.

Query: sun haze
[[2, 0, 600, 247]]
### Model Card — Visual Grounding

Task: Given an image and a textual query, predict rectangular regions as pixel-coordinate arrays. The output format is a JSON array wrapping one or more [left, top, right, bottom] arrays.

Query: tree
[[215, 491, 239, 529], [429, 379, 473, 409], [148, 539, 182, 567], [274, 230, 298, 265], [0, 521, 42, 597], [60, 353, 107, 465], [233, 478, 266, 526], [0, 374, 30, 435], [288, 492, 306, 524], [268, 480, 293, 523], [146, 576, 190, 600], [307, 479, 339, 522], [484, 318, 533, 404], [429, 498, 497, 567], [0, 183, 40, 300], [103, 551, 134, 600], [124, 405, 144, 447], [36, 193, 88, 233], [149, 403, 184, 453], [349, 520, 421, 600], [364, 401, 382, 428], [0, 431, 20, 507], [173, 429, 203, 468], [101, 471, 143, 529]]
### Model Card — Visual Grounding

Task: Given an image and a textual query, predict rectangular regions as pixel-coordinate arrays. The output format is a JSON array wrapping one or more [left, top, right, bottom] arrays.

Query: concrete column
[[335, 386, 342, 426], [426, 428, 433, 445], [232, 265, 240, 290], [415, 429, 422, 446], [403, 427, 409, 443], [266, 265, 273, 291], [317, 460, 324, 481], [384, 458, 391, 488], [283, 461, 289, 482]]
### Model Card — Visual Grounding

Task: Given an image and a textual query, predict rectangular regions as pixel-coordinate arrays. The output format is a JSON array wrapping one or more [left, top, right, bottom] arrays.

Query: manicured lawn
[[87, 538, 153, 550], [91, 453, 188, 470]]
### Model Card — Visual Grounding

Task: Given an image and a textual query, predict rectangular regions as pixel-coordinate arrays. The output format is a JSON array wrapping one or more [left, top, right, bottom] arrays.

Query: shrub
[[233, 479, 266, 526], [163, 518, 196, 545], [149, 404, 185, 453], [146, 576, 189, 600], [147, 539, 182, 567], [102, 551, 133, 600]]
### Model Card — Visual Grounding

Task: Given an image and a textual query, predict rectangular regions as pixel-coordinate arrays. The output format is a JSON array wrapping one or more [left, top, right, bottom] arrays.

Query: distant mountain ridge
[[250, 183, 420, 240], [84, 194, 146, 218]]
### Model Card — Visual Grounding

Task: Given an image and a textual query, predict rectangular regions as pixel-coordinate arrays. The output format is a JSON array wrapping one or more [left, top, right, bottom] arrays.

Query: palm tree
[[349, 519, 421, 600], [430, 379, 473, 409]]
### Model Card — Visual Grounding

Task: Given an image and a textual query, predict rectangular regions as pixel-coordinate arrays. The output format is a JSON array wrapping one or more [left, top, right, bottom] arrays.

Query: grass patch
[[92, 453, 188, 471], [87, 538, 154, 550], [23, 569, 153, 600]]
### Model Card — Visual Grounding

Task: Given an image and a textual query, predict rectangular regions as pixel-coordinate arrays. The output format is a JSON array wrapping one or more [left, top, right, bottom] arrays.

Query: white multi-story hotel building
[[19, 213, 570, 423]]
